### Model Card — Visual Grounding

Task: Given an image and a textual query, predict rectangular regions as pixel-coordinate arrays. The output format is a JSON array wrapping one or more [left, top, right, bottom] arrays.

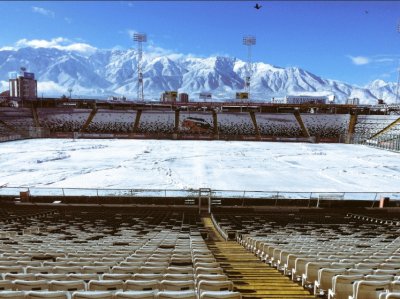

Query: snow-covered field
[[0, 139, 398, 192]]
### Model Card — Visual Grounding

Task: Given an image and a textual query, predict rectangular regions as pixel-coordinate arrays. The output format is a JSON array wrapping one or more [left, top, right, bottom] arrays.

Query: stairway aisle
[[202, 217, 315, 299]]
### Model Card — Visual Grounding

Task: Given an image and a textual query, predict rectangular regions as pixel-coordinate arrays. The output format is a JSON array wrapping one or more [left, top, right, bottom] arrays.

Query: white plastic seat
[[140, 267, 166, 275], [4, 273, 37, 280], [13, 280, 49, 291], [68, 274, 99, 282], [101, 273, 133, 281], [350, 280, 391, 299], [0, 280, 14, 291], [83, 266, 110, 275], [156, 290, 197, 299], [167, 267, 193, 275], [88, 280, 124, 291], [195, 274, 228, 286], [133, 274, 163, 281], [26, 291, 68, 299], [114, 290, 156, 299], [381, 293, 400, 299], [391, 281, 400, 292], [0, 291, 26, 299], [347, 268, 374, 275], [35, 274, 69, 281], [198, 280, 234, 295], [163, 274, 193, 281], [71, 291, 114, 299], [49, 280, 86, 292], [195, 267, 224, 276], [160, 280, 194, 291], [111, 266, 139, 274], [291, 257, 316, 282], [365, 275, 395, 281], [26, 267, 53, 274], [314, 268, 347, 296], [0, 266, 24, 274], [53, 266, 82, 274], [328, 274, 364, 299], [302, 261, 331, 288], [125, 280, 160, 291]]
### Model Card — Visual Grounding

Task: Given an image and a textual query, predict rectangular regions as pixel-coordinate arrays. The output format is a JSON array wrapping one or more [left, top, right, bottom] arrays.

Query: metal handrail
[[0, 186, 398, 201]]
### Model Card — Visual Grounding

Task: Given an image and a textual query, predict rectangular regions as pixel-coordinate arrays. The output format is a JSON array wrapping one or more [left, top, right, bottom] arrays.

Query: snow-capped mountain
[[0, 47, 398, 104]]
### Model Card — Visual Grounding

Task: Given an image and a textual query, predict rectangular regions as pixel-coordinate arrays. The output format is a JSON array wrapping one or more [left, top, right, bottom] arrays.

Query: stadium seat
[[125, 280, 160, 291], [380, 293, 400, 299], [328, 274, 364, 299], [0, 291, 26, 299], [71, 291, 114, 299], [198, 280, 234, 295], [26, 291, 69, 299], [87, 279, 124, 291], [156, 290, 197, 299], [314, 268, 347, 296], [13, 280, 49, 291], [114, 290, 156, 299], [160, 280, 195, 291], [49, 280, 86, 291], [350, 280, 391, 299], [0, 280, 14, 291]]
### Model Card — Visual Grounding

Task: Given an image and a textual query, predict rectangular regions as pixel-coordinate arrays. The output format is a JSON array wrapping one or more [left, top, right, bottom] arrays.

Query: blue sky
[[0, 1, 399, 86]]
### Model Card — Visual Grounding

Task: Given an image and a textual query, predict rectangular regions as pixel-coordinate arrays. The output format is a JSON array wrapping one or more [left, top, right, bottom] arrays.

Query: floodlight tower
[[133, 32, 147, 101], [396, 22, 400, 105], [242, 35, 256, 99]]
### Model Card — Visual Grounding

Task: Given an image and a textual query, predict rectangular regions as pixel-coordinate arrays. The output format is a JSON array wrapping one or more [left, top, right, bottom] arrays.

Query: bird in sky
[[254, 3, 262, 10]]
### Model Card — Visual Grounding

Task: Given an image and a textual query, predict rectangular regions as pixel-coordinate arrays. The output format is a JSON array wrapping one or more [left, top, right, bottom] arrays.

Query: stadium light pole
[[243, 35, 256, 101], [133, 33, 147, 102], [396, 21, 400, 105]]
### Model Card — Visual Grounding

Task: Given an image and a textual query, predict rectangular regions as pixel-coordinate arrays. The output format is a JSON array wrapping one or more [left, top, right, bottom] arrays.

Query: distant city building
[[346, 98, 360, 105], [199, 92, 212, 101], [178, 93, 189, 103], [8, 71, 37, 99], [272, 95, 328, 104], [235, 92, 249, 100], [161, 91, 178, 103]]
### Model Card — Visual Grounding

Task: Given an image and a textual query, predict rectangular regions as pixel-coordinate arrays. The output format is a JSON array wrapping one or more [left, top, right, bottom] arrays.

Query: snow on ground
[[0, 139, 398, 192]]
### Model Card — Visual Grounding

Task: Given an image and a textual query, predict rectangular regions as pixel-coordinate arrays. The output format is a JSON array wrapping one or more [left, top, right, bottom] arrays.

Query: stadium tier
[[0, 104, 398, 144], [0, 201, 399, 299]]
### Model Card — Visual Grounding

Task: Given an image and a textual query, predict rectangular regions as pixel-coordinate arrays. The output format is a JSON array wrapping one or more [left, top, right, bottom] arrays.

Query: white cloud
[[0, 46, 15, 51], [32, 6, 55, 18], [348, 55, 370, 65], [64, 17, 72, 24], [14, 37, 97, 56]]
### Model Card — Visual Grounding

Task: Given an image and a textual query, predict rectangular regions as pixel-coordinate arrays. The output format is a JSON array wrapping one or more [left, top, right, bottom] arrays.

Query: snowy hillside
[[0, 47, 398, 103]]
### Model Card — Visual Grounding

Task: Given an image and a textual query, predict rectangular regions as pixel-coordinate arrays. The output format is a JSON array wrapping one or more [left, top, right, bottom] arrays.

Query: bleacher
[[212, 209, 400, 299], [0, 206, 241, 299]]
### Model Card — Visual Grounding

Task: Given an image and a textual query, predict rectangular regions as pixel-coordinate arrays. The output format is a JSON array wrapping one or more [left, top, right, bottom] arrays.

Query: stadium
[[0, 84, 400, 299]]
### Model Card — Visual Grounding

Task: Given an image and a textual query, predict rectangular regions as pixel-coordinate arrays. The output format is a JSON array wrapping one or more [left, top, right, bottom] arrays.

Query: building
[[8, 71, 37, 99], [235, 92, 249, 101], [346, 98, 360, 105], [271, 95, 328, 105], [161, 91, 178, 103], [178, 93, 189, 103]]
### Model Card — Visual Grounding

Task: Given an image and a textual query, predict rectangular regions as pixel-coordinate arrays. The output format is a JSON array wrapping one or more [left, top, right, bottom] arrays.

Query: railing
[[0, 186, 399, 202], [351, 134, 400, 153]]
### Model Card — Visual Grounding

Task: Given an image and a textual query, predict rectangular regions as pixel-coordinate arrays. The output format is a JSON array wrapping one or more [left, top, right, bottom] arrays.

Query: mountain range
[[0, 47, 398, 104]]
